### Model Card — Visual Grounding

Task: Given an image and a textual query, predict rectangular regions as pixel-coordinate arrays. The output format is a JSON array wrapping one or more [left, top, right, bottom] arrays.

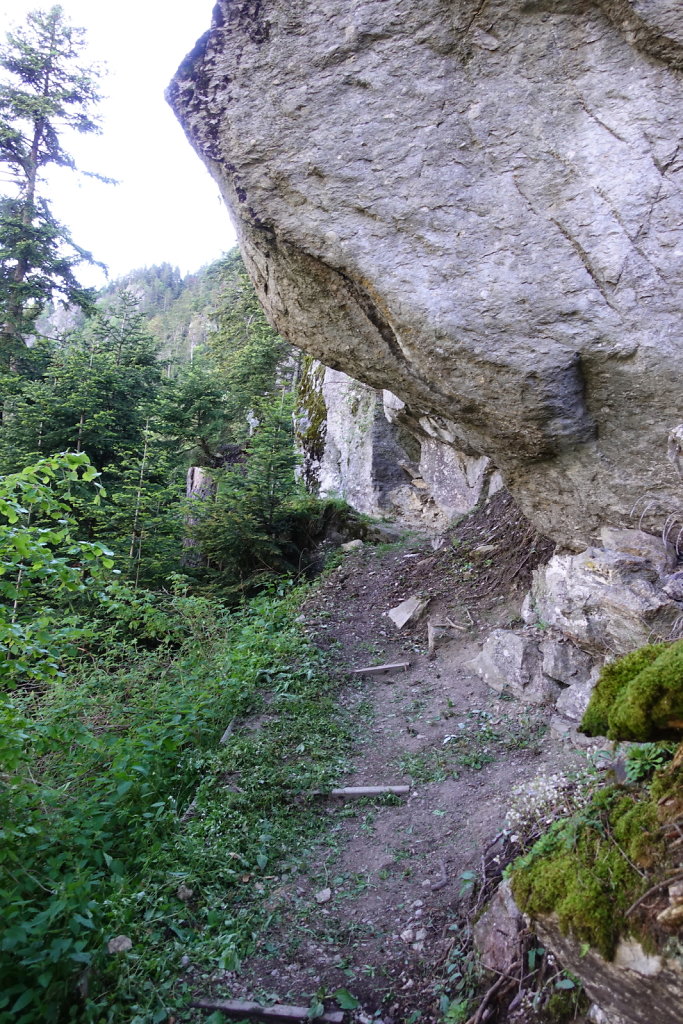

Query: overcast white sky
[[0, 0, 238, 286]]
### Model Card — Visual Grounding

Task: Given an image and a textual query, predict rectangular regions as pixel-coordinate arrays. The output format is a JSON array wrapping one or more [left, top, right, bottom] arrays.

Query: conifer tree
[[0, 6, 105, 368]]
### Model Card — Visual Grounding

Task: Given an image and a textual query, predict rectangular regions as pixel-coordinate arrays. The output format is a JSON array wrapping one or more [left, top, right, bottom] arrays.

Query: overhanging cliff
[[167, 0, 683, 547]]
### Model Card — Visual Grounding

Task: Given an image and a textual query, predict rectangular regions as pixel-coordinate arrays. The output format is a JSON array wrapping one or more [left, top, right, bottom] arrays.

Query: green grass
[[0, 587, 349, 1023]]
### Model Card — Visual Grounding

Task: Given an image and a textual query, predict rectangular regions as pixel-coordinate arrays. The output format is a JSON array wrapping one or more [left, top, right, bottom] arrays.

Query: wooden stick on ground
[[192, 997, 344, 1022], [324, 785, 410, 798], [351, 662, 410, 676]]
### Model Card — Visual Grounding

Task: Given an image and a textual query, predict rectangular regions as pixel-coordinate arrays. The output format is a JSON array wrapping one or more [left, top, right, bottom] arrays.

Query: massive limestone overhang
[[168, 0, 683, 547]]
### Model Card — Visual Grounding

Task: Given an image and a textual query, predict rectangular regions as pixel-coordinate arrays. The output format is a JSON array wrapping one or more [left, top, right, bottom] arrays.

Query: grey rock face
[[535, 918, 683, 1024], [540, 636, 595, 689], [169, 0, 683, 547], [599, 527, 678, 576], [297, 359, 490, 527], [523, 548, 682, 654], [468, 628, 561, 704], [472, 881, 523, 975], [555, 666, 602, 724]]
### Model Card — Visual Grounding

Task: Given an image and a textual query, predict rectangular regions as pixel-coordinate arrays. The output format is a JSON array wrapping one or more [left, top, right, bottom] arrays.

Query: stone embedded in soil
[[341, 539, 364, 552], [314, 887, 332, 904], [387, 595, 430, 629], [473, 880, 523, 974]]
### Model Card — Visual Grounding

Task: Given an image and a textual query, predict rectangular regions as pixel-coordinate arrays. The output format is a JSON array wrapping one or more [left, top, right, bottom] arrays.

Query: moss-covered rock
[[581, 639, 683, 742], [509, 786, 662, 959]]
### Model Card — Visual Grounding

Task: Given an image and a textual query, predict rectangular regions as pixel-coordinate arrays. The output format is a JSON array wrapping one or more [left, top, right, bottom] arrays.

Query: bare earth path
[[198, 499, 583, 1023]]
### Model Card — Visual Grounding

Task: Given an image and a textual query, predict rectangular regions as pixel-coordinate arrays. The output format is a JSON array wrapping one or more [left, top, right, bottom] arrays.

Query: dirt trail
[[202, 497, 582, 1022]]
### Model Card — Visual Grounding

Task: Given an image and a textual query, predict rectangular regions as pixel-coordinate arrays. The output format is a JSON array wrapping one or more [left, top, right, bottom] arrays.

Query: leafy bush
[[0, 453, 114, 688], [0, 584, 347, 1022]]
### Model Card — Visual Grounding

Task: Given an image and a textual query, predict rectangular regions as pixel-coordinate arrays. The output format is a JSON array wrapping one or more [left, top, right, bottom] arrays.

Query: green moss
[[651, 759, 683, 804], [581, 644, 663, 737], [509, 786, 662, 959], [581, 640, 683, 742]]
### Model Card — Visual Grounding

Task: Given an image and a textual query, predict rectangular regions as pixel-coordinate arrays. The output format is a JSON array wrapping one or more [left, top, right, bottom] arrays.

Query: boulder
[[534, 917, 683, 1024], [555, 666, 602, 724], [523, 549, 682, 654], [599, 527, 678, 576], [663, 571, 683, 602], [540, 636, 594, 688], [469, 629, 560, 704], [169, 0, 683, 550]]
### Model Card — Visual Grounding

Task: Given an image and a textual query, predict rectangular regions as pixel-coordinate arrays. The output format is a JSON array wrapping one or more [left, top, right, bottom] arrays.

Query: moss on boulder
[[295, 355, 328, 487], [581, 639, 683, 742], [509, 786, 662, 959]]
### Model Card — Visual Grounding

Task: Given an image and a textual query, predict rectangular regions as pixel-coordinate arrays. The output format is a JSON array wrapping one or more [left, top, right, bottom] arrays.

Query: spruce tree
[[0, 6, 105, 368]]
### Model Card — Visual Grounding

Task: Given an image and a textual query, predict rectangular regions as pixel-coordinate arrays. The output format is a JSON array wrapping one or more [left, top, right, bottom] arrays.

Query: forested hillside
[[0, 224, 362, 1017]]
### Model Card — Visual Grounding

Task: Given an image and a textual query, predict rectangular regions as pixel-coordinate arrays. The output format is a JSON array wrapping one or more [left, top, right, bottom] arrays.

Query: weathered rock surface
[[534, 917, 683, 1024], [523, 547, 683, 654], [472, 880, 523, 975], [169, 0, 683, 548], [468, 628, 561, 704], [296, 358, 491, 528]]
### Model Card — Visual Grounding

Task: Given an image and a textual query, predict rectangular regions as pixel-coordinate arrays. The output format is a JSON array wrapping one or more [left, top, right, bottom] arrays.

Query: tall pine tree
[[0, 6, 106, 368]]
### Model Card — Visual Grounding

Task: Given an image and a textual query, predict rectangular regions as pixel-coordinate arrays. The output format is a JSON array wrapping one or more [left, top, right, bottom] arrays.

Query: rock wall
[[295, 357, 492, 530], [168, 0, 683, 550]]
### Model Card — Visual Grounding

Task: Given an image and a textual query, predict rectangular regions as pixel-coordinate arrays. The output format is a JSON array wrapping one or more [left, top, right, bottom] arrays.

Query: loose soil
[[194, 495, 584, 1023]]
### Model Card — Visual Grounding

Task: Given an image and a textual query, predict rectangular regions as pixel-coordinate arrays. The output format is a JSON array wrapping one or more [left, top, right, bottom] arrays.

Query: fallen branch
[[192, 998, 344, 1022], [625, 872, 683, 917]]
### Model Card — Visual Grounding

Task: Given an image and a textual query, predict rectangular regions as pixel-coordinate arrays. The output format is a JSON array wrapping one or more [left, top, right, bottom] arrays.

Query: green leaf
[[10, 991, 35, 1014], [334, 988, 360, 1010], [72, 913, 95, 930], [556, 978, 576, 990]]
